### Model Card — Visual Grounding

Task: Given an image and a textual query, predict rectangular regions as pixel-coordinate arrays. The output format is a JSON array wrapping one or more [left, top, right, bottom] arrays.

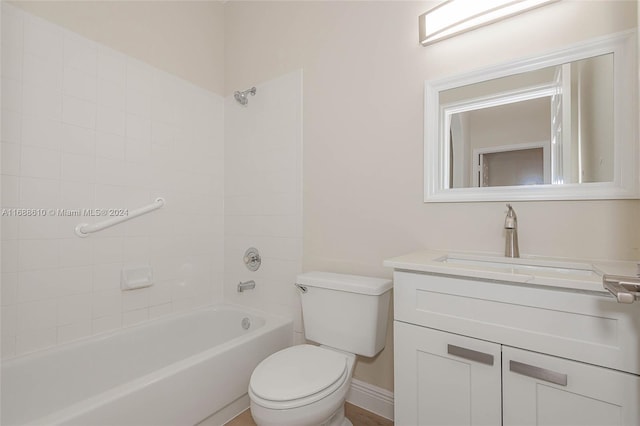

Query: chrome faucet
[[504, 204, 520, 258], [237, 280, 256, 293]]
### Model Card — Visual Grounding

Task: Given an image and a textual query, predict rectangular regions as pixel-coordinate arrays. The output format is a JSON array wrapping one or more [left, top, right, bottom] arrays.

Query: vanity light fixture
[[419, 0, 559, 46]]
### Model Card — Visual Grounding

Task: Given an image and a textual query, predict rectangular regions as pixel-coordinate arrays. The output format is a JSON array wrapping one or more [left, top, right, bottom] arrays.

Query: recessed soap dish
[[121, 265, 154, 291]]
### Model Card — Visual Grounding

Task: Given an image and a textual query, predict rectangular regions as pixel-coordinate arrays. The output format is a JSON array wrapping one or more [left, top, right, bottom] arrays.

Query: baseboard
[[346, 378, 394, 421]]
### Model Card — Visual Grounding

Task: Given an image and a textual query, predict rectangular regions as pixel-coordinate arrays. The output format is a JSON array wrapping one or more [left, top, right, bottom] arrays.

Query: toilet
[[248, 272, 392, 426]]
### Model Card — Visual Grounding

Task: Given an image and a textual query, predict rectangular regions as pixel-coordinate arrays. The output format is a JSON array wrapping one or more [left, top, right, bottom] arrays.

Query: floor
[[226, 403, 393, 426]]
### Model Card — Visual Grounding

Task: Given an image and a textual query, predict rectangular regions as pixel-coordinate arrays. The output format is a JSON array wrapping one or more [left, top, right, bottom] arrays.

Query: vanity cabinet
[[393, 270, 640, 426]]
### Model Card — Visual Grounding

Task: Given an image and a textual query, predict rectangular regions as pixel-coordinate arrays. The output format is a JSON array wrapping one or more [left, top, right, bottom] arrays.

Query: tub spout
[[237, 280, 256, 293], [504, 204, 519, 258]]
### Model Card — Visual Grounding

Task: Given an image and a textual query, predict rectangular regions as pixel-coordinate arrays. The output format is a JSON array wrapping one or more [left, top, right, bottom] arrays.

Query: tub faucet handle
[[243, 247, 261, 271]]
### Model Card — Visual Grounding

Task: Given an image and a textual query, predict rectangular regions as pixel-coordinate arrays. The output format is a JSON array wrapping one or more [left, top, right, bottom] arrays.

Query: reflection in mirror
[[443, 54, 613, 189], [424, 30, 638, 202]]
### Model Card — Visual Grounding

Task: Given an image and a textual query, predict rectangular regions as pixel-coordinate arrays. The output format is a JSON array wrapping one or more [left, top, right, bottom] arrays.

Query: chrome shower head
[[234, 87, 257, 105]]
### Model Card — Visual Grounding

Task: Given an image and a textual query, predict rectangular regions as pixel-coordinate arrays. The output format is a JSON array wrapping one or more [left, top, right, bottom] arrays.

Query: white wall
[[1, 4, 225, 358], [224, 70, 304, 340], [224, 0, 640, 392]]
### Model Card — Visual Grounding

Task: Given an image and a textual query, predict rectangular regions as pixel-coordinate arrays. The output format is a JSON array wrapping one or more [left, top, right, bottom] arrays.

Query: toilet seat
[[249, 345, 349, 410]]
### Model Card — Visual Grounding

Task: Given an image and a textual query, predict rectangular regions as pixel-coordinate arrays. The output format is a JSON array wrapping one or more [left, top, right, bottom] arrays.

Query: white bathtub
[[1, 304, 293, 426]]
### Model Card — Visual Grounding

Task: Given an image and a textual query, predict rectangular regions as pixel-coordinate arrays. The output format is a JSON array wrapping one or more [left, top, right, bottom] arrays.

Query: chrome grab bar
[[603, 274, 640, 304], [75, 197, 165, 237]]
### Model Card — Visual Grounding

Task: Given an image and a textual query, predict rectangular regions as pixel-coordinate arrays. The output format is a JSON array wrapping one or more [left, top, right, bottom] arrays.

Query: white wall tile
[[2, 273, 19, 306], [60, 181, 94, 208], [96, 132, 126, 160], [23, 53, 62, 91], [4, 6, 225, 357], [20, 145, 61, 179], [1, 215, 19, 240], [2, 77, 22, 112], [2, 174, 21, 206], [63, 32, 97, 75], [20, 177, 60, 207], [92, 263, 121, 292], [122, 307, 148, 327], [57, 266, 92, 297], [15, 327, 56, 354], [18, 239, 59, 271], [62, 95, 96, 129], [91, 289, 121, 318], [122, 287, 149, 312], [63, 67, 97, 102], [61, 124, 96, 156], [57, 293, 92, 325], [1, 143, 21, 175], [16, 298, 57, 333], [1, 240, 18, 273], [17, 269, 60, 302], [95, 158, 127, 186], [2, 46, 23, 82], [22, 84, 61, 121], [96, 106, 126, 136], [149, 303, 172, 319], [22, 115, 63, 150], [126, 114, 151, 142], [97, 78, 125, 109], [61, 153, 95, 182], [57, 320, 91, 344], [92, 237, 124, 264], [92, 314, 121, 335], [126, 89, 151, 117], [1, 109, 22, 144], [19, 215, 63, 239]]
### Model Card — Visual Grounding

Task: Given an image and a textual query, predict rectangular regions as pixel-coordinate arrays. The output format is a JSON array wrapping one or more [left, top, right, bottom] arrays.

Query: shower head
[[234, 87, 257, 106]]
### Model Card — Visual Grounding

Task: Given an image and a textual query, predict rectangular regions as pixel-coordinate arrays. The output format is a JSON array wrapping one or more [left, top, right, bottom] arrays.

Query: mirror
[[425, 31, 638, 202]]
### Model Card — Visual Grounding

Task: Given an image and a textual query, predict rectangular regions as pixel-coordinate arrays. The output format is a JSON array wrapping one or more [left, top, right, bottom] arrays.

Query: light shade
[[419, 0, 558, 46]]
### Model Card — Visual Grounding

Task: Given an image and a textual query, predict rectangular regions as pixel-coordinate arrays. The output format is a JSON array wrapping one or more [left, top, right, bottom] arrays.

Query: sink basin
[[436, 253, 602, 278]]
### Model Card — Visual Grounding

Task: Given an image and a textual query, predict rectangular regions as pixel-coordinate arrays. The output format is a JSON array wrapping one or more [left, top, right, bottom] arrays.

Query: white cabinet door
[[394, 321, 501, 426], [503, 346, 640, 426]]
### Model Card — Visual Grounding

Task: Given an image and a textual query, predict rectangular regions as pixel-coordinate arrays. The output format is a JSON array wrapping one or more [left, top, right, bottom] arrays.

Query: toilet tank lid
[[296, 272, 392, 295]]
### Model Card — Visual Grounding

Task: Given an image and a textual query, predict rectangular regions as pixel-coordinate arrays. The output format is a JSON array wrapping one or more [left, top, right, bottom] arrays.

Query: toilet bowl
[[249, 345, 356, 426], [248, 272, 392, 426]]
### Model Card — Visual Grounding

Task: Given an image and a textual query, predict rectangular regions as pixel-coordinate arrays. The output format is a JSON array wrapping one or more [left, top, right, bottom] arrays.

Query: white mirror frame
[[424, 30, 638, 202]]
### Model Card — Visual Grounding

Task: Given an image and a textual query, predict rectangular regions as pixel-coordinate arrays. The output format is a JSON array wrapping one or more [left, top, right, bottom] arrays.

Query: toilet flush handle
[[295, 283, 308, 293]]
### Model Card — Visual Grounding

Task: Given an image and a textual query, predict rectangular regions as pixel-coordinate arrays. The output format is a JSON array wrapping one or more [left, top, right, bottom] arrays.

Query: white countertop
[[384, 249, 640, 293]]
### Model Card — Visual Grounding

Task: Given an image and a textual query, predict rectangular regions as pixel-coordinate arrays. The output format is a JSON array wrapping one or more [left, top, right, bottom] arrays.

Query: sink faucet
[[504, 204, 519, 258]]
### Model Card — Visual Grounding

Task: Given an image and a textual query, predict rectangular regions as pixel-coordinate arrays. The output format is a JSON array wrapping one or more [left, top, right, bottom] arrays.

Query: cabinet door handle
[[447, 344, 494, 366], [509, 360, 567, 386]]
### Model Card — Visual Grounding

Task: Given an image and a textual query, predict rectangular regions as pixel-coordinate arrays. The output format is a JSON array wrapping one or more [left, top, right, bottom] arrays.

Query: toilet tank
[[296, 272, 392, 357]]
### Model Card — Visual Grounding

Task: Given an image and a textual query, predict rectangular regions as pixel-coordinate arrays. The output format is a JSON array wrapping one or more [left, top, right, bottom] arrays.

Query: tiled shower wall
[[224, 70, 303, 341], [1, 4, 225, 358]]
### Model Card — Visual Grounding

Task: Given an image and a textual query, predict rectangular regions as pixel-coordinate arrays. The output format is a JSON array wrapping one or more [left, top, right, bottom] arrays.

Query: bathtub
[[1, 304, 293, 426]]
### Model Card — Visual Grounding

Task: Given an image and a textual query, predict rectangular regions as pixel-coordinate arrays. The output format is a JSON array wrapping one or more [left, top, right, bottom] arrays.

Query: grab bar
[[75, 197, 165, 238]]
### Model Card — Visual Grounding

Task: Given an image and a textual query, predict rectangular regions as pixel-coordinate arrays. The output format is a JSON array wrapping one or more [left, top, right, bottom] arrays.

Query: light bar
[[419, 0, 559, 46]]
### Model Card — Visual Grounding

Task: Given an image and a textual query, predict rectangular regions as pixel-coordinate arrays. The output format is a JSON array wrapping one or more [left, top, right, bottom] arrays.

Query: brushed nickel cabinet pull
[[509, 360, 567, 386], [447, 344, 494, 366]]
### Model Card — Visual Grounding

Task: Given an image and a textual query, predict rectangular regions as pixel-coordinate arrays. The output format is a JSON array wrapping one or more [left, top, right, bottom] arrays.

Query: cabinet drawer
[[394, 271, 640, 374], [503, 346, 640, 425]]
